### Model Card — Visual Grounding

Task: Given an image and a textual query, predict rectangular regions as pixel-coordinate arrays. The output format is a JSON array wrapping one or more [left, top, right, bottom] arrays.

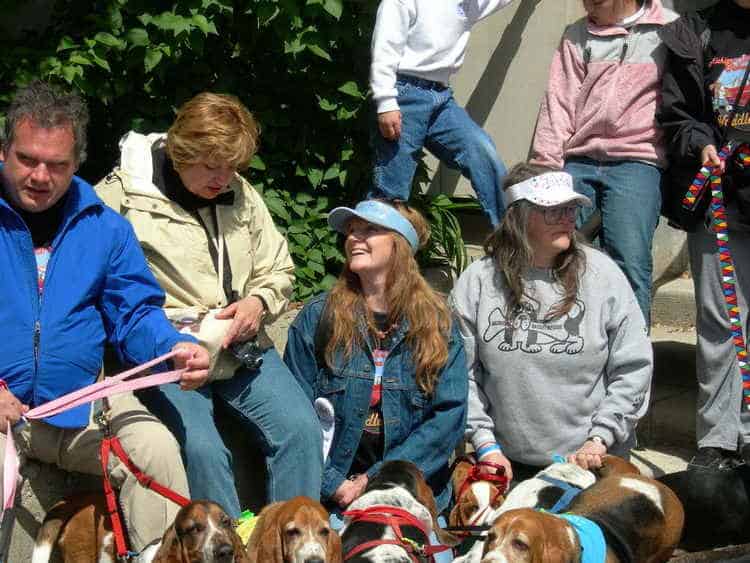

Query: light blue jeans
[[370, 74, 507, 227], [564, 158, 662, 325], [138, 347, 322, 519]]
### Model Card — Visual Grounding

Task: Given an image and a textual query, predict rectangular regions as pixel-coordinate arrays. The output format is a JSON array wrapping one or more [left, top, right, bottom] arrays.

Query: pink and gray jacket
[[530, 0, 679, 170]]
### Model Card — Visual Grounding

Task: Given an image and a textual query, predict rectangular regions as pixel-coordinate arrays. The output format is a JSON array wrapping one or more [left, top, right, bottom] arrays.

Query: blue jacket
[[284, 293, 468, 511], [0, 171, 192, 428]]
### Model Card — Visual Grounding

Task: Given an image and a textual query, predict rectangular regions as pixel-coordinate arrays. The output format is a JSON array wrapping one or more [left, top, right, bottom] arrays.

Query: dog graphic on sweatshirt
[[482, 298, 585, 354]]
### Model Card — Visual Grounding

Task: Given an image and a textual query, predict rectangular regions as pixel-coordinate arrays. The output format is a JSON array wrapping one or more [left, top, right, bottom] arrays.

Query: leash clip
[[94, 407, 113, 438]]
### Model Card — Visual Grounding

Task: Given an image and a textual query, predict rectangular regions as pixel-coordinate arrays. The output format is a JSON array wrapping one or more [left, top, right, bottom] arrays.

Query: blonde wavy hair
[[166, 92, 260, 171], [324, 201, 451, 396]]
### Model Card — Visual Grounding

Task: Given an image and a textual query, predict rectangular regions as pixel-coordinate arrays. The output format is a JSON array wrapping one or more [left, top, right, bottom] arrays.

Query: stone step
[[652, 277, 696, 328]]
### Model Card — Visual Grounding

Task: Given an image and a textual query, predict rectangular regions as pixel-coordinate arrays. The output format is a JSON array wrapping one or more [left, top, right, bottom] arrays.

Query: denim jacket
[[284, 292, 468, 511]]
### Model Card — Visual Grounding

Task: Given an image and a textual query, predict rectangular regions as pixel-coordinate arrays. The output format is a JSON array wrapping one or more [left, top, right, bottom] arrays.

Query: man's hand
[[171, 343, 211, 391], [702, 144, 724, 171], [215, 296, 266, 349], [566, 438, 607, 470], [0, 388, 28, 433], [378, 110, 402, 141], [332, 473, 369, 508], [479, 450, 514, 483]]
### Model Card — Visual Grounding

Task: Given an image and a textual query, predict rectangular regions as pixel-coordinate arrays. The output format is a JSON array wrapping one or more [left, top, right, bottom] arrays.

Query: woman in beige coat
[[96, 92, 322, 516]]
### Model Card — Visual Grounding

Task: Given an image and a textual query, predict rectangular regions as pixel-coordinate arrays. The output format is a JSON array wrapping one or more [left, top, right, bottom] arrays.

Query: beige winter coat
[[95, 132, 295, 379]]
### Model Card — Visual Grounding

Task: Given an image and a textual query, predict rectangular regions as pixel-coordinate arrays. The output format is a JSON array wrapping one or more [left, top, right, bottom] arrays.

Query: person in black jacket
[[658, 0, 750, 469]]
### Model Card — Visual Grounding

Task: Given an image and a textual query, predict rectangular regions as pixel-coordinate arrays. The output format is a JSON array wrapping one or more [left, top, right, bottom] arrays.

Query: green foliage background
[[0, 0, 473, 299]]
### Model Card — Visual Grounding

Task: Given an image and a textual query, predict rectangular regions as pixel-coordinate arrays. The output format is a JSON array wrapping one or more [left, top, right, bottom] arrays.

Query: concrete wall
[[428, 0, 714, 197]]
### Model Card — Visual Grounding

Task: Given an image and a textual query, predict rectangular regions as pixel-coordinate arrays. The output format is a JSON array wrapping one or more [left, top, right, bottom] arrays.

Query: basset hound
[[31, 496, 246, 563], [450, 456, 639, 542], [448, 456, 509, 535], [245, 495, 341, 563], [480, 473, 684, 563], [340, 460, 460, 562]]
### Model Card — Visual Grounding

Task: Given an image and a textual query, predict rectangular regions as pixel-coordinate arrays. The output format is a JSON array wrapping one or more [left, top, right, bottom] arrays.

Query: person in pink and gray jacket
[[530, 0, 678, 326]]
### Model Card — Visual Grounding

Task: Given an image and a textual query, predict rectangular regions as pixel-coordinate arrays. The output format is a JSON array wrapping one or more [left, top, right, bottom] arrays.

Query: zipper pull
[[619, 42, 628, 63]]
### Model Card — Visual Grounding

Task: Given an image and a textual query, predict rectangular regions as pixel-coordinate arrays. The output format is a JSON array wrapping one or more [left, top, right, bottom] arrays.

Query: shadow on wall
[[430, 0, 543, 197]]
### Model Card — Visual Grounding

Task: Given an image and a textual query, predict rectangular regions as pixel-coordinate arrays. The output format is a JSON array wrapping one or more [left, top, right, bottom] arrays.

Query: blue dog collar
[[328, 200, 419, 253], [538, 475, 582, 514], [557, 514, 606, 563]]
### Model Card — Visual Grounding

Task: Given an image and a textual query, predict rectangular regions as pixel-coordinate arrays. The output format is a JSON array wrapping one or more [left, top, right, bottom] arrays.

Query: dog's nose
[[214, 542, 234, 561], [304, 558, 324, 563]]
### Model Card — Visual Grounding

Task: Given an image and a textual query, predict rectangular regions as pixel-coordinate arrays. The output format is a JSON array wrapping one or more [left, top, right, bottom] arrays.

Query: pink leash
[[2, 350, 185, 518]]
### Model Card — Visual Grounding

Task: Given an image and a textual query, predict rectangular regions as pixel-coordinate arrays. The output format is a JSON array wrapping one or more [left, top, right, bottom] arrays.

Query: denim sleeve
[[99, 219, 195, 367], [322, 464, 348, 501], [373, 327, 469, 481], [282, 302, 322, 403]]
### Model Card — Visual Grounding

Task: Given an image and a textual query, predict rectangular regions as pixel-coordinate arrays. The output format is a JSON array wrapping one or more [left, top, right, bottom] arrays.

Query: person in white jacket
[[369, 0, 515, 227]]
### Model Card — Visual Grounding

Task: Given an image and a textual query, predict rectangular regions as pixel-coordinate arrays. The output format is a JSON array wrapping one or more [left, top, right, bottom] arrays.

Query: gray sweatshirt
[[450, 247, 652, 465]]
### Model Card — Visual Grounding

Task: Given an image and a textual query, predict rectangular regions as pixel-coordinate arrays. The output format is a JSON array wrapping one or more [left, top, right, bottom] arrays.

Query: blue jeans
[[564, 159, 662, 325], [138, 347, 322, 519], [370, 75, 507, 227]]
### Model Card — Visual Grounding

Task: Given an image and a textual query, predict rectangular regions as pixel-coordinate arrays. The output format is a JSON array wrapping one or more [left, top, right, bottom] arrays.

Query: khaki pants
[[0, 392, 189, 550]]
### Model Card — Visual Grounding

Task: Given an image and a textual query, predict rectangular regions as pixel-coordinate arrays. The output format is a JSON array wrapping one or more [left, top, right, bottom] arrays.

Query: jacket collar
[[587, 0, 668, 37], [116, 130, 238, 205], [0, 163, 102, 236]]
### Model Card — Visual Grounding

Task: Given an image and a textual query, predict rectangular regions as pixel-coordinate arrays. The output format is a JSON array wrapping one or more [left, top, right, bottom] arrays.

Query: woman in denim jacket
[[284, 199, 468, 514]]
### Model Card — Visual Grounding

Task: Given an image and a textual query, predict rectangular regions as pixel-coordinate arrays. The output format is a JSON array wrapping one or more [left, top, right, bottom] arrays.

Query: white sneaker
[[314, 398, 335, 463]]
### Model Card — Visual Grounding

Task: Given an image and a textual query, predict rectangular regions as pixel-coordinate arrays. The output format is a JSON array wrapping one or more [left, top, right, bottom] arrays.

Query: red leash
[[99, 411, 190, 559], [342, 505, 451, 561]]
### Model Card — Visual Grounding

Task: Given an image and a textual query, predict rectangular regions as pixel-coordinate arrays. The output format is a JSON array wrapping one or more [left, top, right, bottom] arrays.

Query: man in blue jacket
[[0, 81, 210, 551]]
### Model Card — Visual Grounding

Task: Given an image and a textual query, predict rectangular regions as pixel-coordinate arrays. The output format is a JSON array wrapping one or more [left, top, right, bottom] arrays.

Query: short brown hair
[[4, 80, 89, 164], [166, 92, 260, 171]]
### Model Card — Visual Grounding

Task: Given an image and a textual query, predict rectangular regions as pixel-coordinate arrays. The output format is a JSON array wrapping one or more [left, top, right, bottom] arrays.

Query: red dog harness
[[97, 407, 190, 561], [342, 505, 451, 562], [447, 456, 509, 536]]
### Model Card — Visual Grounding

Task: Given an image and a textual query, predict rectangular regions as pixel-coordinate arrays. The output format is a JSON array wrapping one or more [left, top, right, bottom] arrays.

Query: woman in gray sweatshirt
[[451, 163, 653, 482]]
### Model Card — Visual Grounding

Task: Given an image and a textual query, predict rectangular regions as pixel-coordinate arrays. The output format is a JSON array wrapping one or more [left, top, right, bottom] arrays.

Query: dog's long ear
[[152, 525, 185, 563], [450, 458, 473, 495], [231, 526, 251, 563], [248, 504, 286, 563], [414, 476, 461, 547], [327, 524, 343, 563]]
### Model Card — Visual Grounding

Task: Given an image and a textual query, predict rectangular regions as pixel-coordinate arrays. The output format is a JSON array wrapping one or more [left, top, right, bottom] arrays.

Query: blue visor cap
[[328, 200, 419, 254]]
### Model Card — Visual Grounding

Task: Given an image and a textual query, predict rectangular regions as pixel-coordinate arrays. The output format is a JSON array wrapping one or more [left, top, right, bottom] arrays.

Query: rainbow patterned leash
[[682, 141, 750, 410]]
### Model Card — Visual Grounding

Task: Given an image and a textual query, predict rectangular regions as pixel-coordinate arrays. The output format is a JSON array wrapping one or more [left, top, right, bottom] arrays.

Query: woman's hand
[[0, 388, 28, 433], [378, 110, 402, 141], [479, 450, 514, 483], [567, 438, 607, 470], [701, 144, 724, 171], [215, 296, 267, 348], [333, 474, 369, 508], [172, 342, 211, 390]]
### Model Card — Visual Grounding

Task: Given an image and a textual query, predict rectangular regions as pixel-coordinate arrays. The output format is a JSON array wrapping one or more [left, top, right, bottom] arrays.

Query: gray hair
[[3, 80, 89, 164]]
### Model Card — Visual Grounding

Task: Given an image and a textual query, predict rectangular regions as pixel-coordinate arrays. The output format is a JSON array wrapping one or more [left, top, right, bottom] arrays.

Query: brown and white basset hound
[[245, 495, 341, 563], [480, 473, 684, 563], [31, 496, 247, 563], [448, 456, 509, 534]]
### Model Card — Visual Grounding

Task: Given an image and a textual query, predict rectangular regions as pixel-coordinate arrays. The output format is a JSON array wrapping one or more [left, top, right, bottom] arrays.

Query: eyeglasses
[[539, 205, 580, 225]]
